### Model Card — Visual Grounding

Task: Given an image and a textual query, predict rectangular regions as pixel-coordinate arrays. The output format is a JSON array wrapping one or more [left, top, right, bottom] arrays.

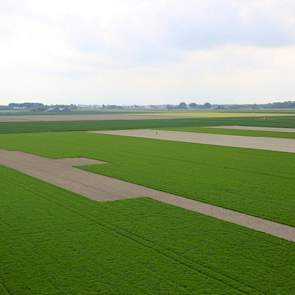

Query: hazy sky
[[1, 0, 295, 105]]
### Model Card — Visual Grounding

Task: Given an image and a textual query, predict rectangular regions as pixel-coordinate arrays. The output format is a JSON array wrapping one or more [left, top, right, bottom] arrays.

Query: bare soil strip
[[214, 125, 295, 133], [95, 129, 295, 153], [0, 114, 179, 122], [0, 112, 293, 122], [0, 149, 294, 242]]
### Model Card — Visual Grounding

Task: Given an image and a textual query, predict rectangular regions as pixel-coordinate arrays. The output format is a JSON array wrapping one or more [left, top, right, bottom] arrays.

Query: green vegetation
[[160, 126, 295, 139], [0, 131, 294, 225], [1, 115, 295, 134], [0, 118, 214, 134], [0, 165, 294, 295]]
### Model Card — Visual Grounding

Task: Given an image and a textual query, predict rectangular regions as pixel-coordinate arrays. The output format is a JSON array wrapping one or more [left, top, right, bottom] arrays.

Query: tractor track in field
[[0, 149, 294, 242]]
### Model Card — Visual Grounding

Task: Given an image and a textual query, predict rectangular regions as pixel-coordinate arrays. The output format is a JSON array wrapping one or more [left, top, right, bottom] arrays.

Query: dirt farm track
[[96, 129, 295, 153], [0, 149, 294, 242], [0, 111, 294, 122], [0, 113, 177, 122]]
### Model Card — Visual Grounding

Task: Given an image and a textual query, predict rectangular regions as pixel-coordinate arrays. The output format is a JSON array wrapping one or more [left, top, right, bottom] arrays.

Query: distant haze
[[0, 0, 295, 105]]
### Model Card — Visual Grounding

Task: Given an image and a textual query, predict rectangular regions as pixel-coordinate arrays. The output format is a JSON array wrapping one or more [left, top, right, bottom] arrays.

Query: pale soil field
[[140, 111, 295, 118], [0, 148, 294, 242], [0, 113, 174, 122], [214, 125, 295, 132], [0, 111, 293, 122], [95, 129, 295, 153]]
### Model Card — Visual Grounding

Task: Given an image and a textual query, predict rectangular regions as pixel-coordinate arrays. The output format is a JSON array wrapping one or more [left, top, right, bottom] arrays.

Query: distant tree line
[[3, 100, 295, 112], [102, 104, 124, 110], [8, 102, 44, 110], [7, 103, 78, 112], [173, 100, 295, 110], [262, 101, 295, 109], [168, 102, 212, 109]]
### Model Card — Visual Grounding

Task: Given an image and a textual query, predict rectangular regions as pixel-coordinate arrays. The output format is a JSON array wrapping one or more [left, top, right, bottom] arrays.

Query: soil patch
[[94, 129, 295, 153], [215, 125, 295, 133], [0, 114, 178, 122]]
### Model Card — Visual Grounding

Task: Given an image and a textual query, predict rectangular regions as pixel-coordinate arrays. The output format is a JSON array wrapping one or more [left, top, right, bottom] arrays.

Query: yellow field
[[140, 111, 294, 118]]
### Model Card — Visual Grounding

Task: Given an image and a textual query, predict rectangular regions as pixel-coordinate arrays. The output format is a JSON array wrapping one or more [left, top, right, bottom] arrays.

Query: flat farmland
[[97, 129, 295, 153], [2, 2, 295, 293], [1, 115, 295, 134], [141, 111, 294, 118], [160, 126, 295, 139], [0, 111, 292, 122], [0, 165, 294, 295], [0, 131, 294, 226]]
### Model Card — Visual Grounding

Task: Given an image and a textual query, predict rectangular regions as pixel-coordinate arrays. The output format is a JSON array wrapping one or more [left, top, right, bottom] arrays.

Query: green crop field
[[1, 115, 295, 134], [160, 126, 295, 139], [0, 165, 294, 295], [0, 131, 294, 226]]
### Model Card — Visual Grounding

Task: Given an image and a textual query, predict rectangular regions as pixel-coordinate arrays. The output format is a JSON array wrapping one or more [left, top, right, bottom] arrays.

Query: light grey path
[[0, 113, 179, 122], [0, 149, 294, 242], [94, 129, 295, 153], [215, 125, 295, 133], [0, 113, 293, 122]]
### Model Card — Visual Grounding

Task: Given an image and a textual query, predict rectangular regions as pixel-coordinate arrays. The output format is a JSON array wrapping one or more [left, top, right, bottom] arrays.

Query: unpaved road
[[0, 113, 179, 122], [0, 149, 294, 242], [0, 112, 293, 122], [215, 125, 295, 133], [95, 129, 295, 153]]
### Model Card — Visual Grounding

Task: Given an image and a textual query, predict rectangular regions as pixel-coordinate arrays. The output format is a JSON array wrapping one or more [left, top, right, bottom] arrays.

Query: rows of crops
[[0, 131, 294, 225], [0, 165, 294, 294], [1, 115, 295, 134], [160, 126, 295, 139]]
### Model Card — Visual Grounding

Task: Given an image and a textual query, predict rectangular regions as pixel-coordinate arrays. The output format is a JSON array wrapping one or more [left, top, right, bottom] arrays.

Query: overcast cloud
[[0, 0, 295, 105]]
